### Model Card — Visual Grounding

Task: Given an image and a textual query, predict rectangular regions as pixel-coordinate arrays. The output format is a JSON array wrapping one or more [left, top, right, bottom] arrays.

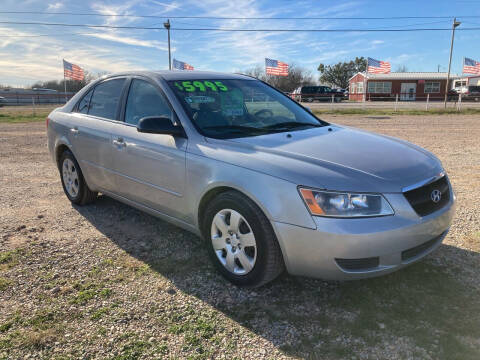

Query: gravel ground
[[1, 115, 479, 359]]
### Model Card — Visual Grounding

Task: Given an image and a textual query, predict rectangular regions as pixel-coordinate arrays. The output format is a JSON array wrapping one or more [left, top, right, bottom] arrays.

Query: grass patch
[[0, 113, 48, 123], [112, 340, 151, 360], [0, 277, 12, 291], [313, 107, 480, 116], [21, 328, 59, 349], [70, 282, 113, 305], [0, 249, 26, 270]]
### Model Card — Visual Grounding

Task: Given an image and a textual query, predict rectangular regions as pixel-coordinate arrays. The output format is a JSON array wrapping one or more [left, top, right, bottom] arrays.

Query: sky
[[1, 0, 480, 86]]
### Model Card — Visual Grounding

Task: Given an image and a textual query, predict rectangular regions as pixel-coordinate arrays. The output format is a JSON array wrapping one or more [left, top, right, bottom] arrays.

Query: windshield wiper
[[203, 125, 268, 134], [263, 122, 322, 130]]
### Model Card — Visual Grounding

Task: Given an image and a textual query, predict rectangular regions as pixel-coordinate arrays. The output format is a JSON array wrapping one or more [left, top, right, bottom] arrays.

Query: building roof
[[350, 72, 461, 81]]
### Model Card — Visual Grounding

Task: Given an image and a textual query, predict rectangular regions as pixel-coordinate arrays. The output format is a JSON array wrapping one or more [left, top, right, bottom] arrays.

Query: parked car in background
[[448, 86, 480, 101], [292, 86, 343, 103], [0, 96, 6, 107], [463, 86, 480, 101], [47, 71, 455, 287], [334, 88, 349, 100]]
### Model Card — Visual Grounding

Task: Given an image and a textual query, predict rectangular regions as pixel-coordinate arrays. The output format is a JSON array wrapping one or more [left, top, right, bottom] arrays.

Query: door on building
[[400, 83, 416, 101]]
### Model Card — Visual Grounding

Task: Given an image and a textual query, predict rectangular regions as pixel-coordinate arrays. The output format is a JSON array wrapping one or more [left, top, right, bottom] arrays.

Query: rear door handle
[[70, 127, 79, 135], [113, 138, 126, 147]]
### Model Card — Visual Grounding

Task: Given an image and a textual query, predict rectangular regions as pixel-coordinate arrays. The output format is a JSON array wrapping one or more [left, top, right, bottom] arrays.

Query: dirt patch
[[1, 115, 479, 359]]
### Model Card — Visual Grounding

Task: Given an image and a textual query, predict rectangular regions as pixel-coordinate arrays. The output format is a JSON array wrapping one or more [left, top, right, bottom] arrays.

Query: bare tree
[[395, 65, 408, 72], [29, 70, 103, 93], [240, 63, 316, 92]]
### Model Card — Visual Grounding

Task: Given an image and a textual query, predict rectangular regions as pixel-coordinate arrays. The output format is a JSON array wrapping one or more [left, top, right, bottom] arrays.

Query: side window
[[125, 79, 173, 126], [76, 89, 93, 114], [88, 78, 125, 120]]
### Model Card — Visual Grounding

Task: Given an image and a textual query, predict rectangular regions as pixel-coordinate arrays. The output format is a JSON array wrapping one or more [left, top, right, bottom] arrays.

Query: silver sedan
[[47, 71, 455, 287]]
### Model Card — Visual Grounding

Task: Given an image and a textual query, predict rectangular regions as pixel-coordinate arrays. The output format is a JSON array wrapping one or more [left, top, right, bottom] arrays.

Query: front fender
[[186, 152, 316, 231]]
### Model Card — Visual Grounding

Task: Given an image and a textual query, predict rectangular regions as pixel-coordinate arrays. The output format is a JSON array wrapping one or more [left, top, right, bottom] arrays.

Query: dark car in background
[[0, 96, 5, 107], [463, 86, 480, 101], [334, 88, 349, 100], [292, 86, 343, 103], [448, 86, 480, 101]]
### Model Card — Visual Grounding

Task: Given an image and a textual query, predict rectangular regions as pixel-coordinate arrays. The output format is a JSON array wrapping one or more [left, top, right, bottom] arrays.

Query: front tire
[[202, 191, 284, 287], [59, 150, 97, 205]]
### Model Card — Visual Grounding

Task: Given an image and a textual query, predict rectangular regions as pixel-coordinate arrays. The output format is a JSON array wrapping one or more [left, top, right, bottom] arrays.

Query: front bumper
[[272, 192, 455, 280]]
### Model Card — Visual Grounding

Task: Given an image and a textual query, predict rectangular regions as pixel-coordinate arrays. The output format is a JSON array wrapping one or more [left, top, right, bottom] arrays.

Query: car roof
[[101, 70, 256, 82]]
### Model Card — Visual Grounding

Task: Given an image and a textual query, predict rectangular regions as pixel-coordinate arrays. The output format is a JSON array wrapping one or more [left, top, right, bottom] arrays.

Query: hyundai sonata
[[47, 71, 455, 287]]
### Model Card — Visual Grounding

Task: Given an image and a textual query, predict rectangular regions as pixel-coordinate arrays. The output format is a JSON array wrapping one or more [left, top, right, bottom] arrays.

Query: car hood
[[199, 125, 443, 193]]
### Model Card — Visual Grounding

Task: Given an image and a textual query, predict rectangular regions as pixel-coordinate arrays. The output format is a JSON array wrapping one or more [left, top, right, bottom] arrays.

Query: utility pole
[[444, 17, 461, 108], [164, 19, 171, 70]]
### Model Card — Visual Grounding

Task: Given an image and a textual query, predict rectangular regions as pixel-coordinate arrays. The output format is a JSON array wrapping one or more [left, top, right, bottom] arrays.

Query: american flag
[[63, 60, 84, 81], [173, 59, 194, 71], [265, 58, 289, 76], [367, 57, 391, 74], [463, 57, 480, 75]]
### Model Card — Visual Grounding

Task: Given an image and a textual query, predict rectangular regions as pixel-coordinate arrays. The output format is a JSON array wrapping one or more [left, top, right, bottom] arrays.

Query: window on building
[[424, 82, 440, 93], [351, 83, 357, 94], [367, 82, 392, 93], [356, 82, 364, 94]]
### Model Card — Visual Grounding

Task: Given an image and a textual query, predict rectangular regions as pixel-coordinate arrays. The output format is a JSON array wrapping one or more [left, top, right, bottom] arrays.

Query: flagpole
[[444, 17, 461, 108], [364, 57, 368, 102], [63, 59, 67, 103]]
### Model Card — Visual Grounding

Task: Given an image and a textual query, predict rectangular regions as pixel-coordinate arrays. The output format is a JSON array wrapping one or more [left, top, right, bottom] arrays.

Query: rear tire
[[59, 150, 97, 205], [202, 191, 285, 287]]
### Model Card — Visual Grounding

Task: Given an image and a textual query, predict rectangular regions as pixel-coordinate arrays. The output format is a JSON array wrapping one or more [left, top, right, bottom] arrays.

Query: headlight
[[299, 188, 394, 218]]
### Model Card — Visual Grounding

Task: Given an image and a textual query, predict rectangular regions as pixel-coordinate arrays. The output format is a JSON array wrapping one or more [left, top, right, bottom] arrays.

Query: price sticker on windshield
[[174, 81, 228, 92]]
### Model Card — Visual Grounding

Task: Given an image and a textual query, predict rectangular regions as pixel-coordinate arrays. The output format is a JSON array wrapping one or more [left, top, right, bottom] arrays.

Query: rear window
[[88, 79, 125, 120], [76, 89, 93, 114], [468, 86, 480, 93]]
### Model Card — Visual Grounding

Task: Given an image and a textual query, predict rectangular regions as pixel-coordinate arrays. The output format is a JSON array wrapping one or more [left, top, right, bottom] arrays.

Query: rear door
[[109, 77, 187, 219], [69, 78, 127, 192]]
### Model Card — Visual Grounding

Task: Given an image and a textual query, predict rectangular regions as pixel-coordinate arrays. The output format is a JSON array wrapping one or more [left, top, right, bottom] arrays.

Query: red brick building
[[348, 72, 460, 101]]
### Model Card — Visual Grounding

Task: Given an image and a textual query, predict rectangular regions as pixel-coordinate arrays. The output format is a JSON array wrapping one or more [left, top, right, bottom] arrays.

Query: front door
[[400, 83, 416, 101], [110, 78, 187, 220]]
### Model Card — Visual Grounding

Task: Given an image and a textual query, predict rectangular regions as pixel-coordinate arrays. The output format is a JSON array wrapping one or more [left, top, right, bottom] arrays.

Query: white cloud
[[47, 2, 64, 10], [84, 31, 172, 51]]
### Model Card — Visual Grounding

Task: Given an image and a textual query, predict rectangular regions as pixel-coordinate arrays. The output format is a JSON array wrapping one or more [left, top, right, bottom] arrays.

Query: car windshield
[[167, 79, 328, 139]]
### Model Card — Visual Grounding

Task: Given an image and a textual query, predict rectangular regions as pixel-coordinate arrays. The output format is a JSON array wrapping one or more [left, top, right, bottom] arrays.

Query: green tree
[[317, 57, 367, 89]]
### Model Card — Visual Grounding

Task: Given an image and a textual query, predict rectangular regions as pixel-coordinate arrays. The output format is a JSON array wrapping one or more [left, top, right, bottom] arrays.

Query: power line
[[1, 20, 480, 32], [1, 11, 480, 20], [0, 20, 451, 37]]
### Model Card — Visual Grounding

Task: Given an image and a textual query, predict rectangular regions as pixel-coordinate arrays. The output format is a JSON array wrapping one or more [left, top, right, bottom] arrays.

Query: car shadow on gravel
[[75, 195, 480, 359]]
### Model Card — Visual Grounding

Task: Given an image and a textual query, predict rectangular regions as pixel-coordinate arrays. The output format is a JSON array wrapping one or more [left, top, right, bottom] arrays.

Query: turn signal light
[[299, 188, 325, 215]]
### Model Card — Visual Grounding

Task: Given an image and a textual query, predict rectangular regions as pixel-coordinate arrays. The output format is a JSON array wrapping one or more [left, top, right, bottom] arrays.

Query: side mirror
[[137, 116, 186, 137]]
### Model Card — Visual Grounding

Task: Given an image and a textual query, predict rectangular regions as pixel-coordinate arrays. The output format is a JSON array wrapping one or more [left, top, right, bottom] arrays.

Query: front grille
[[401, 232, 445, 262], [335, 257, 379, 271], [403, 176, 450, 217]]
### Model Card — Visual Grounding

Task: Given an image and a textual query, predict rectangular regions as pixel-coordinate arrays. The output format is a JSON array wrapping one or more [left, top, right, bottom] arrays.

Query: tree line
[[4, 56, 398, 94], [241, 57, 368, 92]]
